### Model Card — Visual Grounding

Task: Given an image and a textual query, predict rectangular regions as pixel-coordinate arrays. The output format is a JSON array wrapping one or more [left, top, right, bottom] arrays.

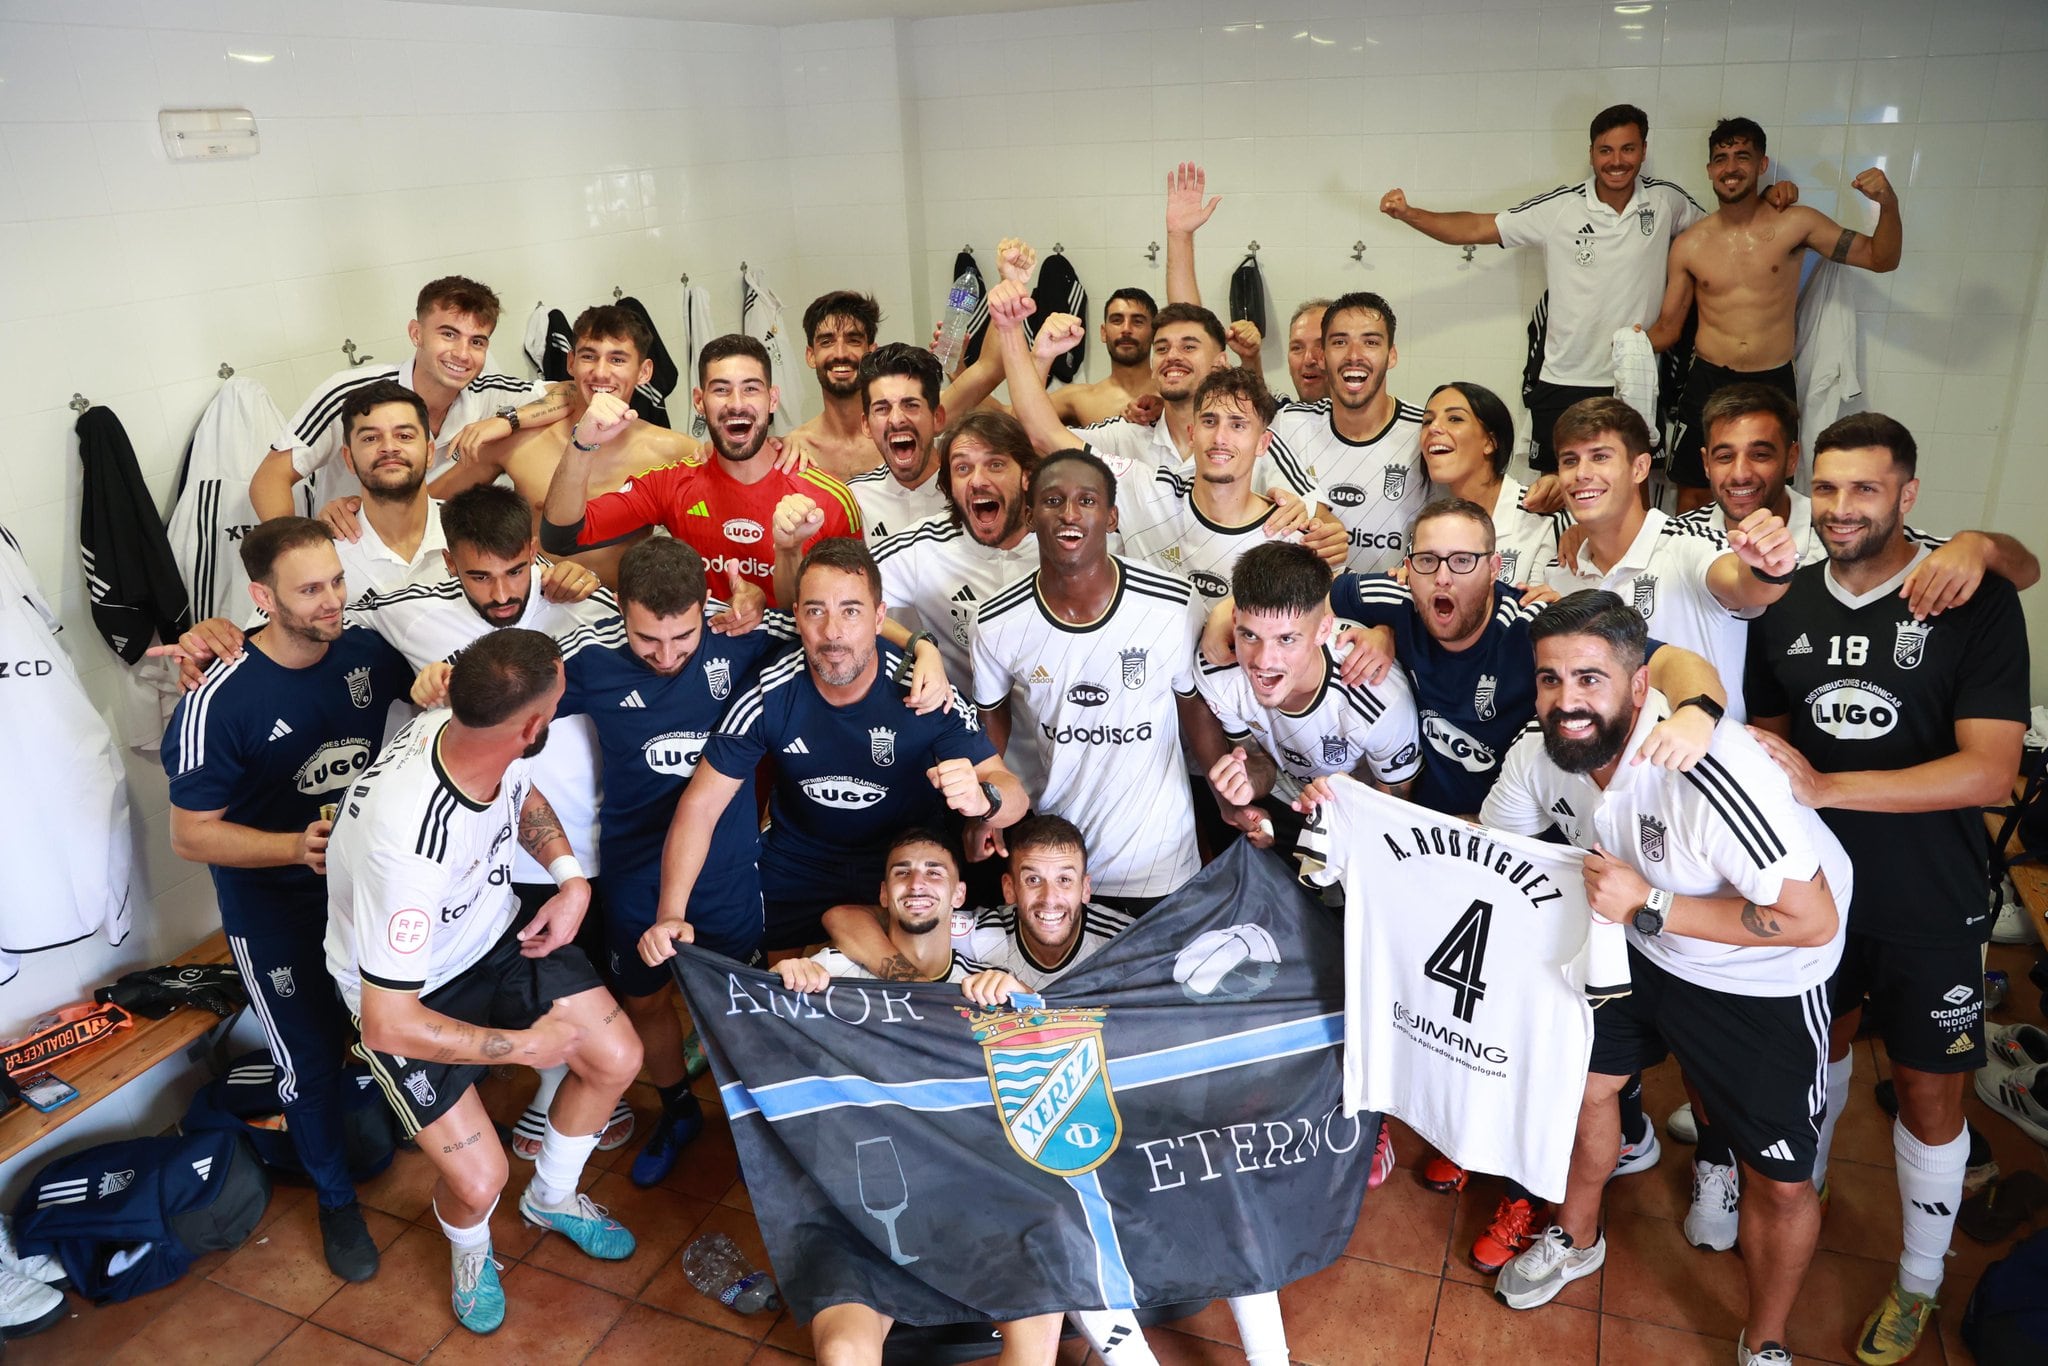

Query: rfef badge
[[960, 1005, 1122, 1176]]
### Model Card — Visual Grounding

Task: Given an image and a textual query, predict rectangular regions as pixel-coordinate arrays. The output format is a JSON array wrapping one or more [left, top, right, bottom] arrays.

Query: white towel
[[742, 265, 804, 434], [679, 280, 716, 442], [1610, 327, 1660, 448], [1795, 259, 1862, 479]]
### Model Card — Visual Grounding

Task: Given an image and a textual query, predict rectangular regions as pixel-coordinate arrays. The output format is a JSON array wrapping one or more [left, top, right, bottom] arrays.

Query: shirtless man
[[1046, 287, 1161, 425], [783, 291, 883, 481], [1646, 117, 1902, 511]]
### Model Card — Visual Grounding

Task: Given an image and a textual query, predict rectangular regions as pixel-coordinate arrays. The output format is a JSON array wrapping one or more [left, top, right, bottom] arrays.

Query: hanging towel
[[742, 265, 804, 434], [616, 295, 679, 431], [953, 247, 993, 371], [1795, 259, 1862, 471], [0, 520, 134, 983], [1610, 326, 1660, 445], [78, 405, 191, 664], [523, 302, 551, 375], [1032, 250, 1088, 385], [1228, 252, 1268, 340], [679, 278, 716, 442], [166, 377, 285, 623]]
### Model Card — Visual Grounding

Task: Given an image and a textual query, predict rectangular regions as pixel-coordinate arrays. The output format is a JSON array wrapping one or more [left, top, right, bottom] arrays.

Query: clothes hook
[[740, 260, 749, 272], [342, 339, 373, 366], [1145, 241, 1160, 263], [217, 362, 235, 379], [69, 393, 91, 414], [1460, 244, 1477, 263], [961, 242, 973, 255], [612, 286, 624, 300], [679, 273, 690, 286], [1351, 241, 1367, 262], [1051, 241, 1064, 254], [1246, 240, 1260, 256]]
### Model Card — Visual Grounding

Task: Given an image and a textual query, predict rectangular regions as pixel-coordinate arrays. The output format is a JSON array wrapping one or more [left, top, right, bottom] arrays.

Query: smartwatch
[[1633, 886, 1674, 937], [977, 780, 1004, 819], [495, 403, 522, 432], [1674, 693, 1725, 724]]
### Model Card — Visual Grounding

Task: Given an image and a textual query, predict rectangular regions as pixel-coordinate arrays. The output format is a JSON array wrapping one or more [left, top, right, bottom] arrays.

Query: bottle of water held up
[[680, 1231, 782, 1313], [930, 269, 983, 376]]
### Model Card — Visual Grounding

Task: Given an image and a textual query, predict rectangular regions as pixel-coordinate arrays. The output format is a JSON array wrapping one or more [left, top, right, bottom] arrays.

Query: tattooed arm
[[517, 785, 573, 865], [512, 784, 593, 958], [820, 902, 921, 979], [1585, 847, 1840, 949], [359, 983, 578, 1069]]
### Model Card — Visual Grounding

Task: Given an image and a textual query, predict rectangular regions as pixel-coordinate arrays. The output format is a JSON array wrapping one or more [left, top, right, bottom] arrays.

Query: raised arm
[[1378, 189, 1504, 247], [988, 280, 1072, 456], [447, 382, 577, 463], [249, 447, 302, 522], [539, 392, 635, 553], [1165, 162, 1220, 306], [1706, 508, 1799, 612], [1798, 169, 1902, 274]]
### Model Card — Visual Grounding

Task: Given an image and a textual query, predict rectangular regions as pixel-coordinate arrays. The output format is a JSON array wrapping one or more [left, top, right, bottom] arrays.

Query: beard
[[1107, 336, 1146, 365], [358, 460, 426, 502], [707, 414, 771, 462], [959, 489, 1028, 546], [819, 366, 861, 400], [521, 723, 551, 759], [1540, 705, 1635, 775], [893, 906, 943, 937], [1823, 509, 1901, 567], [270, 602, 344, 646], [809, 640, 875, 687]]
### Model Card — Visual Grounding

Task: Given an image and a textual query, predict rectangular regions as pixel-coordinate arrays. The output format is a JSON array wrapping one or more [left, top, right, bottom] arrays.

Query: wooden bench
[[0, 930, 237, 1165]]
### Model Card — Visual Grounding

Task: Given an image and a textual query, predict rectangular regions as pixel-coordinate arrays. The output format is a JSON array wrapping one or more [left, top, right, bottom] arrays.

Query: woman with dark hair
[[1419, 381, 1561, 591]]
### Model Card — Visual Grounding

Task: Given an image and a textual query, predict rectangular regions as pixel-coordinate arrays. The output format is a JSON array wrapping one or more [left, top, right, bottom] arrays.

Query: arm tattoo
[[1829, 228, 1855, 264], [518, 791, 568, 860], [481, 1033, 514, 1059], [1740, 901, 1784, 939], [877, 954, 921, 982]]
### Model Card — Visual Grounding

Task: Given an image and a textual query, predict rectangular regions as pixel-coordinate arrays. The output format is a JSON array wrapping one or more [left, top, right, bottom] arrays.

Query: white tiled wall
[[884, 0, 2048, 681]]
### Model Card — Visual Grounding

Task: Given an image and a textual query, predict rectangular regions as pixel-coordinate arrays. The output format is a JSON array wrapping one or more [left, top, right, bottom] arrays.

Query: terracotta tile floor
[[26, 943, 2048, 1364]]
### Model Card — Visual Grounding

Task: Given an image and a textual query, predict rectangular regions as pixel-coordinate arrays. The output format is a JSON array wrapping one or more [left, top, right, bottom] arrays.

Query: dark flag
[[673, 842, 1372, 1325]]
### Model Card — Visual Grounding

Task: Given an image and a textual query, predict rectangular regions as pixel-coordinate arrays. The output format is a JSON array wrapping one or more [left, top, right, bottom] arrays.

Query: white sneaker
[[1988, 1021, 2048, 1071], [1685, 1159, 1741, 1251], [1493, 1225, 1605, 1310], [1990, 884, 2036, 944], [1736, 1330, 1793, 1364], [1668, 1102, 1698, 1144], [0, 1264, 63, 1339], [0, 1213, 63, 1286], [1610, 1118, 1662, 1180], [1977, 1058, 2048, 1147]]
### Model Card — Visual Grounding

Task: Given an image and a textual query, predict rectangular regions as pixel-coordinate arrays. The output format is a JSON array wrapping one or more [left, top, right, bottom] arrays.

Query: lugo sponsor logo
[[1066, 683, 1109, 708], [293, 739, 372, 794], [1324, 484, 1367, 509], [1039, 720, 1155, 746], [1421, 712, 1496, 772], [1805, 679, 1901, 740], [643, 729, 709, 775], [722, 518, 765, 544], [1190, 570, 1230, 599], [799, 775, 890, 808]]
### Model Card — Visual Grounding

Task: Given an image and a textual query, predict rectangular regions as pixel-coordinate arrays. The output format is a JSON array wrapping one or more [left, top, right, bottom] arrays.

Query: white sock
[[1812, 1052, 1854, 1191], [1070, 1309, 1159, 1364], [531, 1118, 601, 1207], [1893, 1118, 1966, 1296], [529, 1064, 568, 1113], [435, 1197, 494, 1252], [1227, 1292, 1289, 1366]]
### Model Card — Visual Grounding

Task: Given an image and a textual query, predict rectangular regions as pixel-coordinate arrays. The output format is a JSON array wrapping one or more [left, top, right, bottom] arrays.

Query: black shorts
[[1589, 944, 1829, 1184], [1524, 380, 1614, 472], [353, 925, 606, 1139], [1828, 931, 1985, 1073], [1669, 359, 1797, 488]]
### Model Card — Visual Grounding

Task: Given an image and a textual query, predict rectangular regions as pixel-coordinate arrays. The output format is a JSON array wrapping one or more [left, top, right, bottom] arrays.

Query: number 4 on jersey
[[1424, 900, 1494, 1023]]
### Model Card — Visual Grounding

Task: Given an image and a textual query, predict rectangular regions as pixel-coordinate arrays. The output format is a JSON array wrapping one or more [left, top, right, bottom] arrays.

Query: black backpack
[[1963, 1225, 2048, 1364], [182, 1049, 398, 1184], [12, 1130, 270, 1302]]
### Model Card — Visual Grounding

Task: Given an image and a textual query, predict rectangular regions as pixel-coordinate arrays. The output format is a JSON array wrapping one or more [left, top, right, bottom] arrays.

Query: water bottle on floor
[[680, 1231, 782, 1313], [930, 269, 983, 376]]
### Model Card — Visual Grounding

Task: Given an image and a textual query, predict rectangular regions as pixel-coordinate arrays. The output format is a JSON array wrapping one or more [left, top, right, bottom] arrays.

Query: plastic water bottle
[[930, 269, 983, 376], [680, 1231, 782, 1313]]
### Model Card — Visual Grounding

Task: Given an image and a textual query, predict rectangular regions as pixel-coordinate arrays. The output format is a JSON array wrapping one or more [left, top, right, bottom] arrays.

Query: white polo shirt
[[1067, 415, 1184, 469], [1545, 507, 1754, 721], [336, 500, 448, 598], [1482, 689, 1852, 996], [1487, 475, 1565, 589], [848, 464, 949, 542], [1497, 176, 1706, 389], [1269, 399, 1430, 576]]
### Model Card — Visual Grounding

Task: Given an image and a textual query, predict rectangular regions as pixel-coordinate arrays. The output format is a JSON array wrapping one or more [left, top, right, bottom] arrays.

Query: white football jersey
[[1109, 460, 1288, 604], [345, 566, 610, 879], [1193, 646, 1423, 800], [325, 711, 529, 1012], [1545, 508, 1755, 722], [953, 903, 1134, 990], [848, 465, 949, 542], [971, 557, 1207, 898], [1298, 776, 1629, 1201], [1488, 475, 1565, 590], [1481, 690, 1854, 996], [1268, 400, 1429, 574]]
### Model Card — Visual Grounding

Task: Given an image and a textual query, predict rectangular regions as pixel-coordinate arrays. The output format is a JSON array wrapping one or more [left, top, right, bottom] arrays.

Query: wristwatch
[[1674, 693, 1725, 724], [1633, 886, 1674, 937], [977, 780, 1004, 819], [495, 403, 522, 432]]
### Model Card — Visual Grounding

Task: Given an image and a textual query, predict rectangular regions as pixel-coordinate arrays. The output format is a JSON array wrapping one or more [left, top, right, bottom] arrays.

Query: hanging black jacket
[[1032, 251, 1088, 385], [77, 406, 191, 663], [1229, 253, 1268, 339], [616, 295, 679, 430], [541, 308, 575, 383]]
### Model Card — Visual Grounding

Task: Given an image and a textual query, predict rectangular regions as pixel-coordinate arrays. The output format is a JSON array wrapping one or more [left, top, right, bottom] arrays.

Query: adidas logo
[[268, 719, 293, 741], [1947, 1033, 1974, 1055], [619, 690, 645, 709], [1028, 665, 1053, 684], [1759, 1139, 1795, 1163], [1577, 222, 1595, 235], [782, 738, 810, 755], [952, 585, 976, 603], [1910, 1198, 1953, 1217], [1787, 633, 1813, 656], [686, 499, 709, 517], [1551, 798, 1575, 819]]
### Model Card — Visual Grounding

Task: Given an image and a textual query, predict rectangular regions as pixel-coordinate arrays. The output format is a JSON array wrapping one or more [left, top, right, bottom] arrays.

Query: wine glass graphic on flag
[[855, 1136, 918, 1265]]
